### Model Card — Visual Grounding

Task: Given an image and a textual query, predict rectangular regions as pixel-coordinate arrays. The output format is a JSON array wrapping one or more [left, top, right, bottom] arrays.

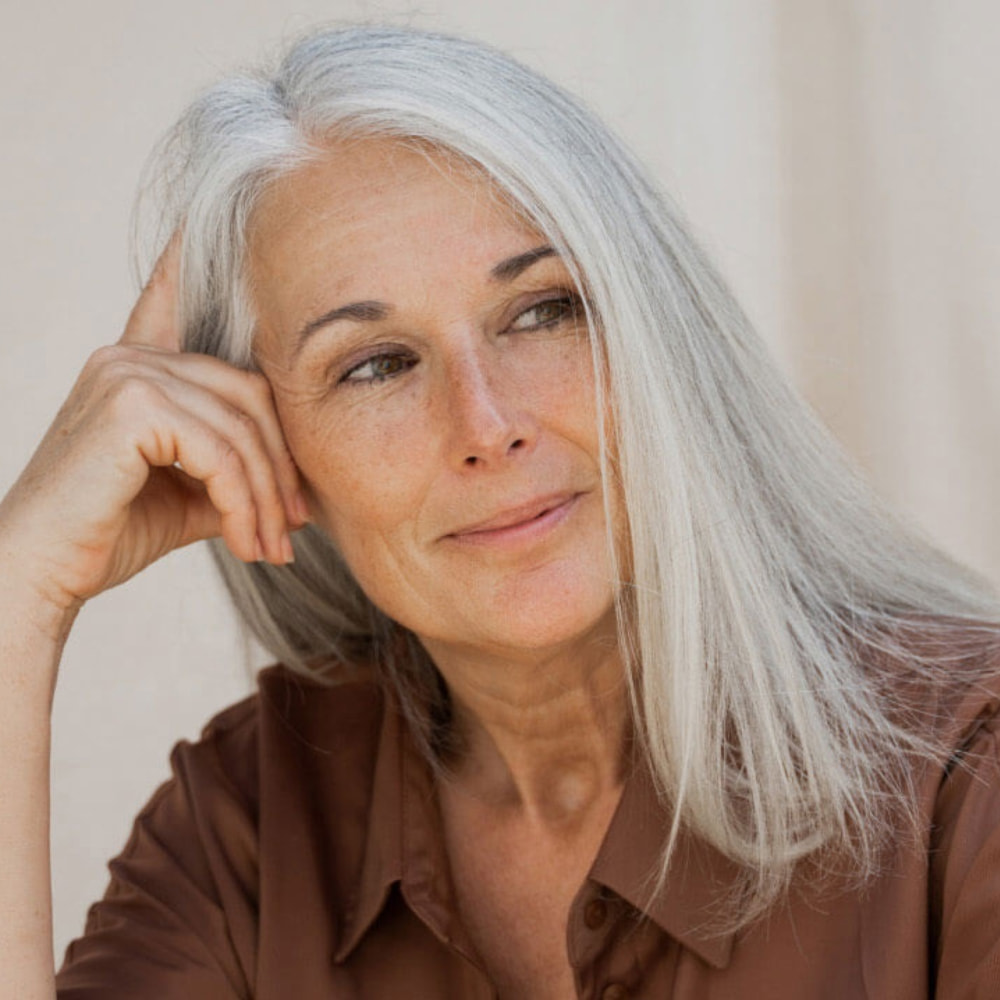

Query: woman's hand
[[0, 236, 307, 619]]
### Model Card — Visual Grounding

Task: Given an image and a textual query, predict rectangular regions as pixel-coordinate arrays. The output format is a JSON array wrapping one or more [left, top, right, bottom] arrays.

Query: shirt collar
[[333, 692, 405, 961], [588, 754, 739, 969], [334, 691, 738, 969], [334, 693, 479, 964]]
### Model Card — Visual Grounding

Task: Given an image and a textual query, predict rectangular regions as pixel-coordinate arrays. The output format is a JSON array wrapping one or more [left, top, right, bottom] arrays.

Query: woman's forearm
[[0, 226, 299, 998], [0, 571, 79, 1000]]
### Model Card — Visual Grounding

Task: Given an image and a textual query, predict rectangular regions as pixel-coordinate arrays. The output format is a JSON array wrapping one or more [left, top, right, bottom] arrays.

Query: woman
[[2, 23, 999, 999]]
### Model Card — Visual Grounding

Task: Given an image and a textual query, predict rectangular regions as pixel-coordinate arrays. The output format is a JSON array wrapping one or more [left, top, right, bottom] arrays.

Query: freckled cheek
[[529, 357, 600, 444], [289, 410, 435, 552]]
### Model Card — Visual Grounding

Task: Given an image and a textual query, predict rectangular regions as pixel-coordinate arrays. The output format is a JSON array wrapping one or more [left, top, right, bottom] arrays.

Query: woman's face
[[251, 138, 623, 663]]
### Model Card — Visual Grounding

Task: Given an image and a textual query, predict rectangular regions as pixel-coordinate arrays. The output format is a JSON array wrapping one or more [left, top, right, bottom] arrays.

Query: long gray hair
[[139, 24, 999, 929]]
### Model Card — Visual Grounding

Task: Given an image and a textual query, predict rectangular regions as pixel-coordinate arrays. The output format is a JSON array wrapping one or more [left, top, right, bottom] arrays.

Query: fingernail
[[282, 534, 295, 564], [294, 491, 311, 524], [255, 537, 265, 562]]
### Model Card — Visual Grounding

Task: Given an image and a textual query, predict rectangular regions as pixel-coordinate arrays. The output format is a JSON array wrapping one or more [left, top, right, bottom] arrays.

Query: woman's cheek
[[301, 405, 433, 544]]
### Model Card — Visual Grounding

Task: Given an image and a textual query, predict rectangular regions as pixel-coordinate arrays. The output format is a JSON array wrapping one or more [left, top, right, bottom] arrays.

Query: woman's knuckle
[[247, 370, 273, 395], [246, 372, 275, 408], [215, 439, 244, 474], [84, 343, 130, 376], [104, 374, 160, 414], [231, 407, 260, 438]]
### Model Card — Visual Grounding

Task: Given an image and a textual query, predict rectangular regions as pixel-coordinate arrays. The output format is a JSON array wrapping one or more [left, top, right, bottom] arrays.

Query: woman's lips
[[445, 493, 580, 547]]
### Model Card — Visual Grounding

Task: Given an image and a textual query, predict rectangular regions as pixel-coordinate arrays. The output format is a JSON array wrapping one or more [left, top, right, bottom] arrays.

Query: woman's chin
[[419, 583, 620, 665]]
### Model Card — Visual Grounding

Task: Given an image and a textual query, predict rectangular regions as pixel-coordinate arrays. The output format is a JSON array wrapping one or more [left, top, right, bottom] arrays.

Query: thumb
[[120, 230, 183, 352]]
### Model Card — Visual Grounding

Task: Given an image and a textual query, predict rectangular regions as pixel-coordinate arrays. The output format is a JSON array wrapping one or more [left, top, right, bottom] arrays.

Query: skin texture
[[251, 141, 622, 662], [250, 138, 631, 998]]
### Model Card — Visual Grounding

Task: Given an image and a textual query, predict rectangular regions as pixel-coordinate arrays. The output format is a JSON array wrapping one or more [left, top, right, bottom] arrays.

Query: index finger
[[119, 230, 183, 351]]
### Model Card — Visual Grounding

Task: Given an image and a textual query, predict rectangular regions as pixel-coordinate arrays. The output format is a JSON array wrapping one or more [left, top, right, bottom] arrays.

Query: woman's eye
[[509, 294, 582, 331], [340, 352, 416, 385]]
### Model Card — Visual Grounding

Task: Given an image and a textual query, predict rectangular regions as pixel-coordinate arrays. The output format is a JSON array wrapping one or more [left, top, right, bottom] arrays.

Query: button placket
[[584, 897, 609, 931]]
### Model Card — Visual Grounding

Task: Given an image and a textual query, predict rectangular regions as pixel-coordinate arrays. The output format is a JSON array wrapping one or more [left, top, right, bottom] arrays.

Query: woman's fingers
[[200, 366, 307, 535], [0, 232, 312, 609], [120, 234, 307, 529], [150, 375, 298, 563], [133, 396, 263, 564], [120, 231, 183, 351], [99, 346, 307, 541], [115, 233, 307, 561]]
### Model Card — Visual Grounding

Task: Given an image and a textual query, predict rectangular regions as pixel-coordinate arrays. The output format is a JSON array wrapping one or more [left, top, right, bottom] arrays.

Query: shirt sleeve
[[931, 703, 1000, 997], [55, 700, 260, 999]]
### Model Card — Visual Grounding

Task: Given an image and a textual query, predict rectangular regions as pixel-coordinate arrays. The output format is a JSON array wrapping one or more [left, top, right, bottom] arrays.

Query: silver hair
[[138, 24, 999, 929]]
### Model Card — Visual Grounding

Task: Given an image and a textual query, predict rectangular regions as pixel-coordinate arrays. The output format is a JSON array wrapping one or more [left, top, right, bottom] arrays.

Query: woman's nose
[[444, 349, 537, 468]]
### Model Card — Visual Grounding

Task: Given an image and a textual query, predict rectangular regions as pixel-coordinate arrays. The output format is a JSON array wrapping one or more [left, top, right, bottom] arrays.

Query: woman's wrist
[[0, 515, 82, 628], [0, 570, 80, 642], [0, 547, 81, 718]]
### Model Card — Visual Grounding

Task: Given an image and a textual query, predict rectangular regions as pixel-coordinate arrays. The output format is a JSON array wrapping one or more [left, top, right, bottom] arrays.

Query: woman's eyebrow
[[291, 244, 558, 359], [292, 300, 390, 360], [490, 244, 556, 281]]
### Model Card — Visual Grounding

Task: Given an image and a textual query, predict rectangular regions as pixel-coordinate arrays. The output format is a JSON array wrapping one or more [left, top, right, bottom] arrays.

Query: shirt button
[[584, 898, 609, 930], [601, 985, 629, 1000]]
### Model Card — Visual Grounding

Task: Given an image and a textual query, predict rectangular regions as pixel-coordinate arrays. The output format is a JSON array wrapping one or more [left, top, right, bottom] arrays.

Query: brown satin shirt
[[56, 649, 1000, 999]]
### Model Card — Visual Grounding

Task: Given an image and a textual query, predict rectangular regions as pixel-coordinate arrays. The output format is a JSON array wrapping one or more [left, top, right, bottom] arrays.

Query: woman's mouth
[[445, 492, 580, 548]]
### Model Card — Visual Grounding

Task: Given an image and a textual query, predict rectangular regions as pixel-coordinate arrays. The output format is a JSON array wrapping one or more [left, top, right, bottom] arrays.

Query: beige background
[[1, 1, 997, 960]]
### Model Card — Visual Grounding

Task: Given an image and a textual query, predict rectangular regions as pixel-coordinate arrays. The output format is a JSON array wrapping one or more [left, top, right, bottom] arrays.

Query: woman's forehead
[[251, 136, 531, 244], [245, 136, 564, 354], [247, 137, 546, 292]]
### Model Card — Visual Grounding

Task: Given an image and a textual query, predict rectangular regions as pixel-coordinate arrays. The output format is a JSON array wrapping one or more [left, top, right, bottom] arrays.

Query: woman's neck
[[424, 629, 630, 830]]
